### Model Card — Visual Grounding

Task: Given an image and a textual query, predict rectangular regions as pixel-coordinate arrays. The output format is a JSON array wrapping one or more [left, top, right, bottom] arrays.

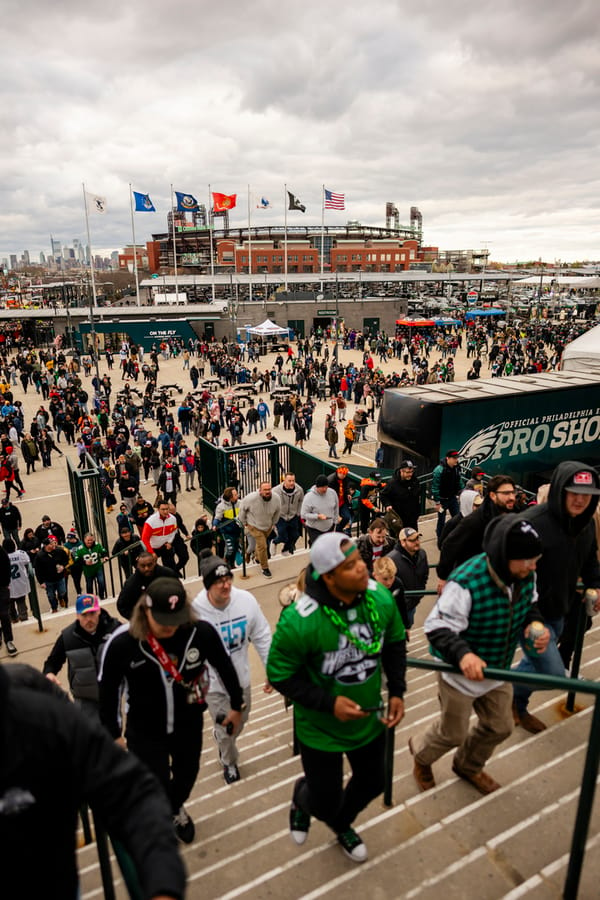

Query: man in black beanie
[[192, 550, 272, 784], [409, 516, 549, 796]]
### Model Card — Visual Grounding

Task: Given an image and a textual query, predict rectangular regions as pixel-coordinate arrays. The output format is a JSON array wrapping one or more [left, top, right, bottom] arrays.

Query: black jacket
[[34, 546, 69, 585], [357, 533, 395, 573], [388, 544, 429, 611], [0, 504, 21, 531], [520, 461, 600, 619], [0, 664, 185, 900], [380, 473, 422, 530], [42, 610, 121, 711], [35, 521, 66, 545], [437, 496, 512, 579], [326, 472, 355, 506], [99, 621, 244, 738], [116, 563, 177, 619]]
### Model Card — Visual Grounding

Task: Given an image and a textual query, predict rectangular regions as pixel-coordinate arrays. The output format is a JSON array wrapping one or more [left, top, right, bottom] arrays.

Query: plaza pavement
[[4, 332, 476, 672]]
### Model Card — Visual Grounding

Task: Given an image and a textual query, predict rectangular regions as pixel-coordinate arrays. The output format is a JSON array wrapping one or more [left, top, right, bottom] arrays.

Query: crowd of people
[[2, 321, 600, 889]]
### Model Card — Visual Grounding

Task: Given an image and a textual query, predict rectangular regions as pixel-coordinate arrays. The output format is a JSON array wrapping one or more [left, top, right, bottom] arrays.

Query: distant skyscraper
[[51, 237, 62, 258], [9, 255, 17, 270], [73, 238, 85, 263], [40, 251, 46, 264], [22, 250, 30, 265]]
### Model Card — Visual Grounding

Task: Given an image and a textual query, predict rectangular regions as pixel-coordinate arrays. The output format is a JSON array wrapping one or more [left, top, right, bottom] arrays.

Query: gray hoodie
[[238, 490, 281, 532], [300, 486, 339, 532]]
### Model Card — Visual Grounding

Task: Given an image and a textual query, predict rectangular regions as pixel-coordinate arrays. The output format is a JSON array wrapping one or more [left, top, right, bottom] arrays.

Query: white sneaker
[[337, 828, 368, 863]]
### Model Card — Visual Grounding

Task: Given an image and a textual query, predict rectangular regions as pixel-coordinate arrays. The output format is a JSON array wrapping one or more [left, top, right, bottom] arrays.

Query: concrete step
[[77, 621, 600, 899]]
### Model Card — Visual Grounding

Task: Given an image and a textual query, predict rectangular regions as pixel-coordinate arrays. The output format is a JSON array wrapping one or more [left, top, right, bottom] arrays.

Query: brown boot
[[452, 763, 500, 795], [518, 711, 547, 734], [408, 737, 435, 791]]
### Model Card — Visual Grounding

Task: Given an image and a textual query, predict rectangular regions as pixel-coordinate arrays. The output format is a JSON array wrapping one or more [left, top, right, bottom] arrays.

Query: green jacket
[[267, 574, 406, 751]]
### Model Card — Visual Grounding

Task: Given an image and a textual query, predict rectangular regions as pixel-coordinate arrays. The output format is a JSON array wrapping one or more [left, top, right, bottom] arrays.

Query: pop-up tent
[[245, 318, 289, 336], [561, 324, 600, 373], [465, 308, 505, 319]]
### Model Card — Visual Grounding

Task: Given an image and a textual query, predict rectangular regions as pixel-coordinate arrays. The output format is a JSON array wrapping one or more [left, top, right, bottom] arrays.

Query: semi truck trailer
[[378, 372, 600, 489]]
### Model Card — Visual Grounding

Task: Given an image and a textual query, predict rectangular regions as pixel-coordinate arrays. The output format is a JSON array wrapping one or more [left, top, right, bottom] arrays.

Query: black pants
[[0, 586, 14, 643], [305, 525, 333, 547], [295, 730, 386, 834], [127, 722, 203, 814]]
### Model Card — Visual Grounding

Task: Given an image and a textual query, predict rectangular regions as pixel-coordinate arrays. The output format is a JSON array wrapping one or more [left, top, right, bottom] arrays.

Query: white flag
[[86, 192, 107, 214]]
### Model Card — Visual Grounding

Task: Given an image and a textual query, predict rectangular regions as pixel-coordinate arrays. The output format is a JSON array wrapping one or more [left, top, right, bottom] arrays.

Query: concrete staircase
[[77, 601, 600, 900]]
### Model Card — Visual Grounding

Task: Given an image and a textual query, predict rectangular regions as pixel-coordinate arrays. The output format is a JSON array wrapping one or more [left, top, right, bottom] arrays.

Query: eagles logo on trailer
[[458, 423, 502, 468]]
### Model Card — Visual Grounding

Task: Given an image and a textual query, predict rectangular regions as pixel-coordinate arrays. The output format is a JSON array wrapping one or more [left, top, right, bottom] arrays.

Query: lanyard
[[146, 633, 206, 704]]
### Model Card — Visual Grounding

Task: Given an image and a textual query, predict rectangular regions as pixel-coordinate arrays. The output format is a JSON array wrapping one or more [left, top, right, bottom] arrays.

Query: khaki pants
[[412, 674, 513, 776], [246, 524, 269, 569], [206, 685, 251, 766]]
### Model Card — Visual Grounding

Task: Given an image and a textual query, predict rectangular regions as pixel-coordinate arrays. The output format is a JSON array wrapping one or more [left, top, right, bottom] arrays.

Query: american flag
[[324, 188, 345, 210]]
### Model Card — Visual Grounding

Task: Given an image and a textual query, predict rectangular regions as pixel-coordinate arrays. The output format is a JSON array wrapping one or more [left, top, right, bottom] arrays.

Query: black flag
[[287, 191, 306, 213]]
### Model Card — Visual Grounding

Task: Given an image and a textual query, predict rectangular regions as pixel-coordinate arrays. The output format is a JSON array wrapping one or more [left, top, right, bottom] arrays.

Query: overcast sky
[[2, 0, 599, 264]]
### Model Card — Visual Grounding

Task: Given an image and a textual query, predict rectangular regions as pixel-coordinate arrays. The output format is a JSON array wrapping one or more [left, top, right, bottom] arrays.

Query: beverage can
[[585, 589, 598, 617], [524, 620, 546, 656]]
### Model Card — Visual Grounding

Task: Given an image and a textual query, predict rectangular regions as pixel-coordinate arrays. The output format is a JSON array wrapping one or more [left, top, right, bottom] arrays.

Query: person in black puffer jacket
[[513, 461, 600, 734], [0, 663, 186, 900]]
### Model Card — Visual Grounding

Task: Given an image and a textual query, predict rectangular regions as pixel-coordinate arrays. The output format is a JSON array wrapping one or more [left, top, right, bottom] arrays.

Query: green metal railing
[[396, 654, 600, 899]]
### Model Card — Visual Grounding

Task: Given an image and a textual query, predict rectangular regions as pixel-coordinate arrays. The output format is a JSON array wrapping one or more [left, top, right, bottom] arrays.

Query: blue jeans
[[436, 497, 459, 545], [273, 517, 301, 553], [335, 504, 353, 534], [45, 578, 67, 611], [512, 617, 565, 713], [85, 568, 107, 600]]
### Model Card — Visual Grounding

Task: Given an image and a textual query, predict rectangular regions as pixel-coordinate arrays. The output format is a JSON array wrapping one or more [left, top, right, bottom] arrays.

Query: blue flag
[[175, 191, 200, 212], [133, 191, 156, 212]]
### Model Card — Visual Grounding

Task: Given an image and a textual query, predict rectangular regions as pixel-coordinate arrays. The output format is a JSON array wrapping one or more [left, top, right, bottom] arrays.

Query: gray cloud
[[1, 0, 599, 262]]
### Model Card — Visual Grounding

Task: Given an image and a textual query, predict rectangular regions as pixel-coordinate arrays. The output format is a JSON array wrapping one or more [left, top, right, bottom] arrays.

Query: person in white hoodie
[[192, 551, 272, 785]]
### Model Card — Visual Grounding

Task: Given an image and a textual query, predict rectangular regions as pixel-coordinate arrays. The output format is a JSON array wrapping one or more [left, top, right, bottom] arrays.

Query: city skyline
[[2, 0, 598, 264]]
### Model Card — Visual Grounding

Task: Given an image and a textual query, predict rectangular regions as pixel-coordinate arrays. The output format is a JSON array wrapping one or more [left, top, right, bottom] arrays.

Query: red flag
[[212, 192, 237, 212]]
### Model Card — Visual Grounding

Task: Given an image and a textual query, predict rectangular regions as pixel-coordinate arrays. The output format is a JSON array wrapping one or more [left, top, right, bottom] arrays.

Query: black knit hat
[[505, 520, 542, 560], [200, 549, 233, 589]]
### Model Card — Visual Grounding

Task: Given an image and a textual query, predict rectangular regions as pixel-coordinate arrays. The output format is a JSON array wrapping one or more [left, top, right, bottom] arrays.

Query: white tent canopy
[[514, 276, 600, 288], [244, 318, 289, 336], [561, 324, 600, 373]]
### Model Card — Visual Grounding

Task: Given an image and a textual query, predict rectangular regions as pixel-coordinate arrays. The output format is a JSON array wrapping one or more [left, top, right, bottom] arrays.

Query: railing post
[[564, 694, 600, 898], [566, 601, 588, 713], [28, 570, 44, 633], [383, 725, 395, 807], [241, 529, 247, 579], [93, 813, 116, 900]]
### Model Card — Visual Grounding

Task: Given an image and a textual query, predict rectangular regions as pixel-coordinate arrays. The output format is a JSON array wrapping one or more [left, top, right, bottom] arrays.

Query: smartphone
[[360, 704, 385, 713]]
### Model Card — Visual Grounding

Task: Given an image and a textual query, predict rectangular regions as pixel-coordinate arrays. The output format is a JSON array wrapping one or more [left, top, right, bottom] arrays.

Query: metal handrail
[[403, 656, 600, 899]]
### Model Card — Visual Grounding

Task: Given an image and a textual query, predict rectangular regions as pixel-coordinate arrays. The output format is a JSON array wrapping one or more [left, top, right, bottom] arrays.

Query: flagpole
[[129, 184, 141, 307], [247, 184, 253, 304], [81, 183, 100, 387], [284, 183, 288, 292], [208, 184, 216, 303], [320, 183, 325, 292], [170, 184, 179, 303]]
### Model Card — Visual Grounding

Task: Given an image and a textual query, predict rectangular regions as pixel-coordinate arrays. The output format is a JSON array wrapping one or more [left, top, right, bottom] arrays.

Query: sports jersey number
[[220, 618, 247, 651], [295, 595, 319, 618], [10, 564, 19, 579]]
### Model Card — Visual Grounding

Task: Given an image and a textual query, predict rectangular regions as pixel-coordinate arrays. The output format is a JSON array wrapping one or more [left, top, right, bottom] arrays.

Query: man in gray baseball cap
[[267, 531, 406, 864]]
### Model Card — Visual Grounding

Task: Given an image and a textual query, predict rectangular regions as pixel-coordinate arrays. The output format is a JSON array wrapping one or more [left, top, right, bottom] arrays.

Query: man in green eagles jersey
[[267, 532, 406, 863]]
